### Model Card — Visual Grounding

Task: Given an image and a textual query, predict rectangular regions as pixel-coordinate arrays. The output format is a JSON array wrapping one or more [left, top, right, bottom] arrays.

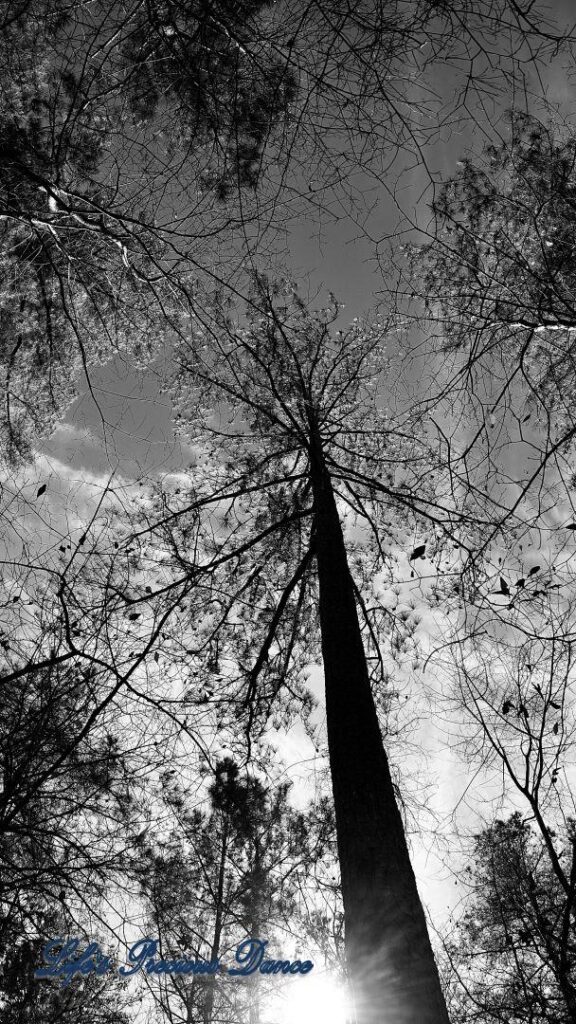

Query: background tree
[[0, 0, 565, 458], [426, 559, 576, 1020], [127, 276, 464, 1023], [420, 113, 576, 344], [445, 814, 576, 1024], [0, 468, 211, 952], [414, 113, 576, 527], [0, 0, 299, 460], [0, 908, 133, 1024], [136, 759, 332, 1024]]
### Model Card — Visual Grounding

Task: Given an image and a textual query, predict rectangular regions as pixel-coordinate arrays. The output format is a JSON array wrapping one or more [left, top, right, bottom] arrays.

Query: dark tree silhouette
[[136, 759, 331, 1024], [417, 113, 576, 476], [0, 0, 565, 459], [0, 656, 140, 939], [0, 935, 131, 1024], [131, 277, 459, 1022], [431, 593, 576, 1022], [1, 6, 576, 1022], [445, 815, 576, 1024], [0, 906, 132, 1024]]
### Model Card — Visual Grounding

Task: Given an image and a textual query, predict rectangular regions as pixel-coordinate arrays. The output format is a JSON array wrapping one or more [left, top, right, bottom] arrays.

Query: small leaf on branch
[[409, 543, 426, 561], [36, 484, 46, 497]]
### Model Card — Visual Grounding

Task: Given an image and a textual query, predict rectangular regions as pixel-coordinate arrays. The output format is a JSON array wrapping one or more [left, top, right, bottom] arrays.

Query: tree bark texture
[[203, 818, 228, 1024], [310, 432, 450, 1024]]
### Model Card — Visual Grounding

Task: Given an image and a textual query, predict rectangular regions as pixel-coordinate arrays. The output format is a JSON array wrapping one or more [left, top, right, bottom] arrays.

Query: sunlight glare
[[273, 974, 354, 1024]]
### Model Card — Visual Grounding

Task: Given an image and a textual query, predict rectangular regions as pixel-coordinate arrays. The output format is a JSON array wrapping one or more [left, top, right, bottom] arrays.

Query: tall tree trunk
[[248, 841, 263, 1024], [203, 817, 228, 1024], [309, 430, 450, 1024]]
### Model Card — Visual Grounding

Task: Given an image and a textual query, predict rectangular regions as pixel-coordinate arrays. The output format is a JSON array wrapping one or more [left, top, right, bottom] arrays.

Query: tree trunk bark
[[203, 818, 228, 1024], [309, 431, 450, 1024], [248, 841, 263, 1024]]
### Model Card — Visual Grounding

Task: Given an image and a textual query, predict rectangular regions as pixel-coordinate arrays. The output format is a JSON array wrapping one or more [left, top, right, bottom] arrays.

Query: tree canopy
[[3, 3, 576, 1024]]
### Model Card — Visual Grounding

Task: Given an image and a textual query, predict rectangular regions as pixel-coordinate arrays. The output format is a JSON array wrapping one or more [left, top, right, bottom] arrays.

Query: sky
[[29, 0, 576, 946]]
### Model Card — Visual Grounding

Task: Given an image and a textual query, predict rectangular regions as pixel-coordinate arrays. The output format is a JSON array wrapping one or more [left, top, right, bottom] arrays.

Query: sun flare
[[272, 974, 354, 1024]]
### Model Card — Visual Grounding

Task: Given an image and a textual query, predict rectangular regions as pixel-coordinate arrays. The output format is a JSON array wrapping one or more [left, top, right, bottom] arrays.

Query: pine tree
[[139, 277, 453, 1022], [137, 759, 327, 1024], [446, 815, 576, 1024]]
